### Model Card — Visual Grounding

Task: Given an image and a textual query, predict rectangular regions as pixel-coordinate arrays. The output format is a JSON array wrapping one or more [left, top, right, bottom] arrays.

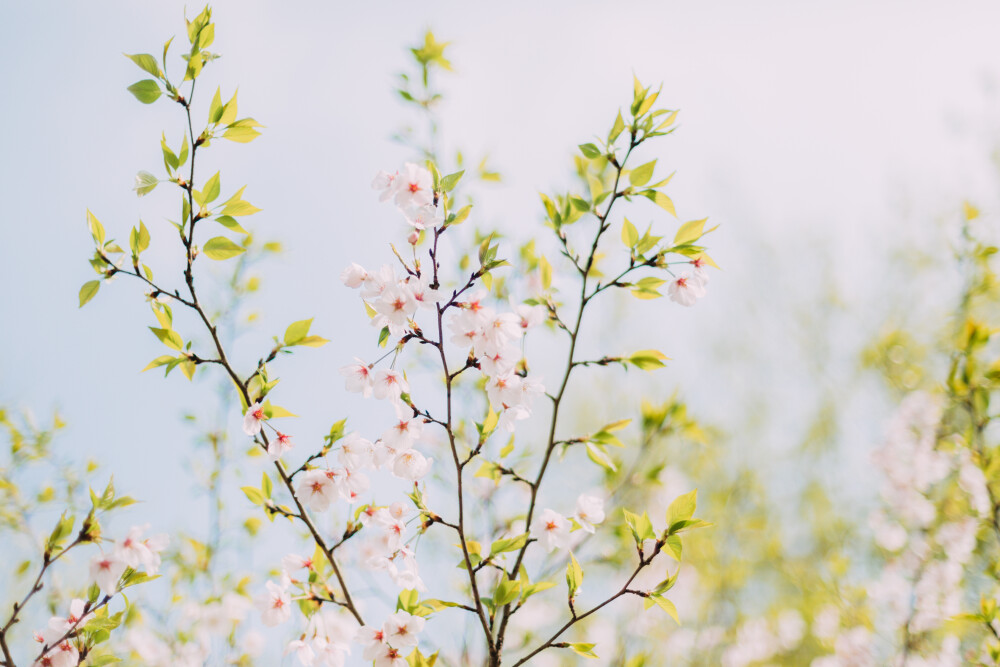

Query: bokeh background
[[2, 1, 1000, 664]]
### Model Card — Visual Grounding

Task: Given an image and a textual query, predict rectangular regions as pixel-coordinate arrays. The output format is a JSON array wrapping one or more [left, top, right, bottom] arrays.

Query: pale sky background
[[2, 0, 1000, 662]]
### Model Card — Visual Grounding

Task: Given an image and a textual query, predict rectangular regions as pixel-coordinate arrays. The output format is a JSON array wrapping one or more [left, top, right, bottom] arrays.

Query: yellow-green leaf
[[79, 281, 100, 307], [203, 237, 246, 260]]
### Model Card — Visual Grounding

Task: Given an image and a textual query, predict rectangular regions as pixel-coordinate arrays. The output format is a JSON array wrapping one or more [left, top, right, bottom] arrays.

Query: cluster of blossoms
[[87, 524, 169, 596], [31, 600, 94, 667], [447, 290, 546, 432], [256, 558, 427, 667], [357, 503, 425, 591], [371, 162, 443, 230], [356, 611, 426, 667], [284, 606, 360, 667], [812, 392, 981, 666], [667, 257, 710, 307], [32, 525, 168, 667], [534, 493, 606, 552], [124, 595, 262, 667]]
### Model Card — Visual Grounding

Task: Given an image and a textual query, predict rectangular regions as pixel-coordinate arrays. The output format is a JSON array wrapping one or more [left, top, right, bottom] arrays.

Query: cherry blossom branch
[[510, 546, 658, 666], [493, 135, 638, 657], [428, 224, 499, 660], [0, 537, 84, 667], [108, 76, 367, 627], [33, 594, 113, 665]]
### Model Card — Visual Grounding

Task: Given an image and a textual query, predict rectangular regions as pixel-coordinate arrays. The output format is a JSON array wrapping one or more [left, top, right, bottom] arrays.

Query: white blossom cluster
[[668, 257, 710, 307], [533, 494, 606, 552], [124, 594, 261, 667], [811, 392, 979, 666], [32, 525, 168, 667]]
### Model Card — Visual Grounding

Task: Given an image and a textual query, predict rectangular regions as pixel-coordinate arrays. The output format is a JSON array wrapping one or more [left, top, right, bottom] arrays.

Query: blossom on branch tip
[[667, 271, 707, 307], [371, 170, 398, 202], [358, 625, 389, 660], [373, 369, 409, 402], [256, 576, 292, 627], [392, 163, 434, 209], [401, 203, 443, 230], [383, 610, 425, 648], [341, 262, 369, 288], [340, 359, 374, 398], [242, 402, 266, 436], [339, 432, 376, 469], [372, 644, 408, 667], [393, 449, 432, 481], [574, 494, 606, 534], [296, 469, 339, 511], [115, 524, 169, 574], [89, 551, 126, 595], [268, 431, 294, 461], [535, 508, 571, 552]]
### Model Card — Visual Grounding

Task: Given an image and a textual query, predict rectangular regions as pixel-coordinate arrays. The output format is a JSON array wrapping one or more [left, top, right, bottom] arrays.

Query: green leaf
[[129, 221, 150, 256], [647, 595, 679, 623], [241, 486, 265, 505], [663, 534, 682, 561], [295, 335, 329, 347], [284, 318, 313, 345], [643, 190, 676, 217], [262, 402, 297, 419], [208, 87, 224, 124], [569, 643, 599, 659], [623, 509, 656, 546], [148, 327, 183, 351], [489, 533, 528, 557], [628, 349, 668, 370], [440, 170, 464, 192], [566, 551, 583, 599], [223, 126, 261, 143], [609, 111, 626, 143], [202, 172, 221, 204], [578, 143, 602, 159], [629, 160, 656, 187], [494, 577, 521, 606], [666, 489, 697, 530], [621, 218, 639, 248], [221, 188, 261, 216], [133, 170, 158, 197], [482, 406, 499, 435], [674, 219, 707, 246], [127, 79, 162, 104], [202, 237, 246, 260], [261, 471, 273, 498], [87, 654, 122, 666], [447, 204, 473, 226], [586, 443, 616, 471], [215, 215, 249, 235], [539, 256, 552, 290], [79, 281, 100, 308], [141, 355, 176, 372], [87, 210, 106, 245], [124, 53, 161, 78]]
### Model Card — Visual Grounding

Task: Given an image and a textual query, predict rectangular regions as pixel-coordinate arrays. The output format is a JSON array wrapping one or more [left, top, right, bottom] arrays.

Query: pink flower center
[[252, 408, 265, 419], [676, 277, 688, 288], [98, 559, 113, 570], [408, 182, 420, 193], [273, 598, 284, 609], [546, 521, 557, 531]]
